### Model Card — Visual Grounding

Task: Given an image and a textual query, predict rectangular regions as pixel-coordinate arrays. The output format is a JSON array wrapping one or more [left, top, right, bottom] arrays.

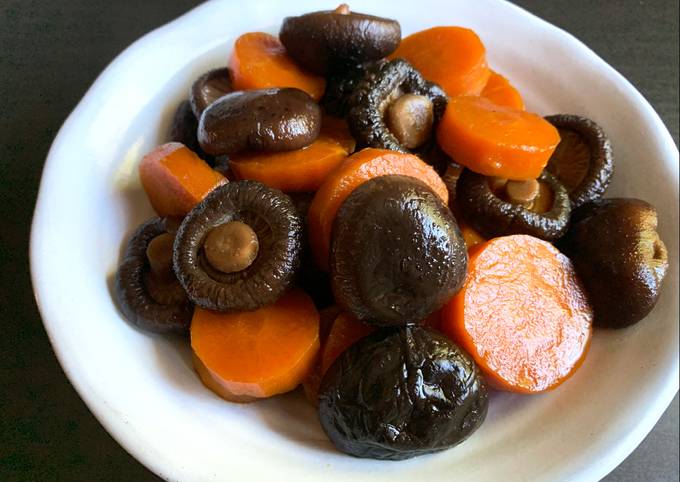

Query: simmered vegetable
[[229, 32, 326, 100], [456, 169, 571, 241], [139, 142, 226, 217], [348, 58, 447, 153], [308, 148, 448, 270], [331, 175, 467, 326], [192, 289, 320, 402], [442, 235, 593, 393], [391, 26, 490, 97], [173, 181, 302, 312], [228, 127, 352, 192], [190, 67, 233, 117], [545, 114, 613, 208], [322, 61, 381, 117], [436, 96, 561, 180], [558, 198, 668, 328], [198, 88, 321, 156], [481, 70, 524, 110], [318, 326, 488, 460], [280, 5, 400, 75], [115, 218, 193, 334]]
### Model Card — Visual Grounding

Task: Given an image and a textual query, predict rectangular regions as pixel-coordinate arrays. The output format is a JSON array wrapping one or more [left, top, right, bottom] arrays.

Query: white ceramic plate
[[31, 1, 679, 480]]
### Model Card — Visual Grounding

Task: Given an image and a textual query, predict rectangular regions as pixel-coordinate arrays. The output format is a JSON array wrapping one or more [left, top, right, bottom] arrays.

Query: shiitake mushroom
[[190, 67, 233, 118], [198, 88, 321, 156], [318, 326, 488, 460], [330, 175, 467, 326], [545, 114, 613, 208], [279, 4, 401, 75], [456, 169, 571, 241], [347, 59, 447, 156], [115, 218, 193, 334], [321, 60, 384, 118], [558, 198, 668, 328], [173, 181, 302, 312]]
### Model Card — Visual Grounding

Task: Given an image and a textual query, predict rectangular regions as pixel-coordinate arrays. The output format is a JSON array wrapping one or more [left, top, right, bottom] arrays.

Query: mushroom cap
[[318, 326, 488, 460], [197, 87, 321, 156], [545, 114, 613, 208], [173, 181, 302, 312], [190, 67, 233, 118], [115, 218, 193, 334], [279, 9, 401, 75], [558, 198, 668, 328], [456, 169, 571, 241], [330, 175, 467, 326]]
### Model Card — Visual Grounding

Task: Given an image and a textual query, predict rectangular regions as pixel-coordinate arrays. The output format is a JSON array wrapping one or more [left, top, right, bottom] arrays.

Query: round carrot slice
[[308, 148, 448, 270], [229, 118, 355, 192], [191, 289, 320, 402], [391, 26, 490, 97], [437, 96, 561, 180], [481, 70, 525, 110], [229, 32, 325, 101], [441, 235, 592, 393]]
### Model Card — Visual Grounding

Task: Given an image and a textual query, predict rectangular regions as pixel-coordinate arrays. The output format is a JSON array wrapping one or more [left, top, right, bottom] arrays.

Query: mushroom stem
[[203, 221, 260, 274], [146, 233, 175, 278], [385, 94, 434, 149], [505, 179, 540, 207], [334, 3, 350, 14]]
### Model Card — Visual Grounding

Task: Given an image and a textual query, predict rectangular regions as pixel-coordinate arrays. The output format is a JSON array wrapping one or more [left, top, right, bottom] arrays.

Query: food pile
[[114, 5, 669, 460]]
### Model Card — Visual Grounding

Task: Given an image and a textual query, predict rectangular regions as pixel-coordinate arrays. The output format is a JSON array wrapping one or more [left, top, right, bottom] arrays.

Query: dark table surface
[[1, 1, 677, 481]]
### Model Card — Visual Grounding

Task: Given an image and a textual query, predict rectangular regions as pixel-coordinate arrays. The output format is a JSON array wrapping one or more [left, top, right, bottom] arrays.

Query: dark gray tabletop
[[0, 1, 677, 480]]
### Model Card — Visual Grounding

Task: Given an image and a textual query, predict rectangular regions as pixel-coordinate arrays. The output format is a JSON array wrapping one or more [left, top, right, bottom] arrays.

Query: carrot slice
[[229, 118, 354, 192], [391, 26, 490, 97], [191, 289, 320, 402], [308, 148, 448, 270], [441, 235, 592, 393], [139, 142, 226, 217], [481, 70, 525, 110], [436, 96, 561, 180], [303, 311, 374, 404], [229, 32, 325, 101], [319, 313, 375, 376]]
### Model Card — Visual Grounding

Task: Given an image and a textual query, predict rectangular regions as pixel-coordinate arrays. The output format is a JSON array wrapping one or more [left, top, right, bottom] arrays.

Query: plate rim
[[30, 1, 679, 481]]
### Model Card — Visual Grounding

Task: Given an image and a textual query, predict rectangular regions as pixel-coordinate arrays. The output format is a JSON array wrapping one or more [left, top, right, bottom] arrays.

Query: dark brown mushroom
[[198, 88, 321, 156], [347, 59, 448, 158], [331, 175, 467, 326], [545, 114, 613, 208], [190, 67, 233, 118], [173, 181, 302, 312], [456, 169, 571, 241], [115, 218, 193, 334], [558, 198, 668, 328], [279, 5, 401, 75]]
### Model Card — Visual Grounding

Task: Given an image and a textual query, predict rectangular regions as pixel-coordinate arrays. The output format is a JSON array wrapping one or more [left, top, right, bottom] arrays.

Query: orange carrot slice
[[436, 96, 561, 180], [191, 289, 320, 402], [229, 118, 354, 192], [441, 235, 593, 393], [319, 312, 375, 376], [481, 70, 525, 110], [391, 26, 490, 96], [229, 32, 325, 101], [308, 148, 448, 270], [139, 142, 226, 217]]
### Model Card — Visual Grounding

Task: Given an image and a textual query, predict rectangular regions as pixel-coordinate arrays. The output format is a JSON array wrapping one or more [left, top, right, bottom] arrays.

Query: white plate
[[30, 1, 679, 480]]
